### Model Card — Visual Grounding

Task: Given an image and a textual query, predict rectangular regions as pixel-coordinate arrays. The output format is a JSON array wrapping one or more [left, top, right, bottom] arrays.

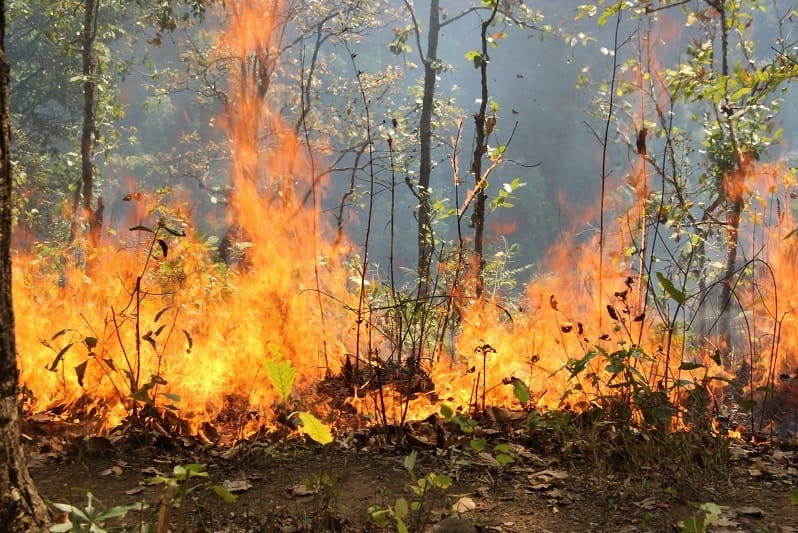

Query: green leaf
[[164, 226, 186, 237], [94, 502, 146, 521], [791, 486, 798, 505], [736, 398, 757, 410], [729, 86, 751, 100], [431, 473, 452, 489], [656, 272, 685, 305], [465, 50, 483, 68], [496, 453, 515, 466], [404, 450, 417, 474], [440, 404, 454, 419], [162, 392, 181, 402], [130, 386, 153, 404], [210, 484, 238, 503], [264, 359, 296, 402], [173, 464, 208, 480], [680, 515, 705, 533], [396, 517, 409, 533], [494, 443, 512, 454], [394, 497, 409, 520], [297, 412, 333, 445], [568, 350, 598, 378], [469, 437, 487, 452], [511, 378, 531, 405], [370, 508, 390, 527]]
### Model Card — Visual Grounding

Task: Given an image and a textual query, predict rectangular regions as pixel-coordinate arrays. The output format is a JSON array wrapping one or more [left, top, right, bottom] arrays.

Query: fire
[[14, 0, 356, 439], [11, 2, 798, 440]]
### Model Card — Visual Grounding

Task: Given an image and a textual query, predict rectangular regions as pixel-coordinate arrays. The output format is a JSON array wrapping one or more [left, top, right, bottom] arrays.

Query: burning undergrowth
[[12, 0, 798, 448]]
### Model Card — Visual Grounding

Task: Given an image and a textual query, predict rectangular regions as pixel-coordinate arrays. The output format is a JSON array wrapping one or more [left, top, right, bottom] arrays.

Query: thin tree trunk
[[470, 3, 498, 299], [0, 1, 51, 527], [417, 0, 439, 299], [709, 0, 746, 356]]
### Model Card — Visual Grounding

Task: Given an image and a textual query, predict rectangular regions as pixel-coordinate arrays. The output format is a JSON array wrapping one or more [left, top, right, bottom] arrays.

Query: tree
[[0, 0, 51, 528], [395, 0, 542, 299], [574, 0, 798, 390], [401, 0, 439, 299], [77, 0, 102, 250]]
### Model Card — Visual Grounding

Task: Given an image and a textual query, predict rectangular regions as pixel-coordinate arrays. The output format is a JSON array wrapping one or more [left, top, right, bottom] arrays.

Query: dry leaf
[[471, 452, 502, 468], [634, 497, 658, 510], [125, 486, 145, 496], [100, 466, 123, 476], [222, 479, 252, 493], [529, 469, 569, 481], [141, 466, 167, 477], [286, 484, 316, 497], [452, 496, 476, 513]]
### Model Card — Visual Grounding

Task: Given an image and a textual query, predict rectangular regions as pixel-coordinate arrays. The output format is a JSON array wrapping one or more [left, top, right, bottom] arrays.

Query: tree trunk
[[79, 0, 101, 250], [710, 0, 746, 357], [417, 0, 439, 299], [0, 1, 51, 528], [470, 3, 498, 299]]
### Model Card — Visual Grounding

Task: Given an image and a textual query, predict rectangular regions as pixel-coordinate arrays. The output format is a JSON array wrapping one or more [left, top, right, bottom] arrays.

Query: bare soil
[[23, 418, 798, 532]]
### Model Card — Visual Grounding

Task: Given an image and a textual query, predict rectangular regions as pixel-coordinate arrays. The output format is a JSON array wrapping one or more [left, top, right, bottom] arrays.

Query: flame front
[[12, 2, 798, 439]]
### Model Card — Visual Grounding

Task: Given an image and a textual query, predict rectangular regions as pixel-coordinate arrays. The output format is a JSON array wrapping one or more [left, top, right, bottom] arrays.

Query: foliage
[[369, 450, 453, 533], [263, 350, 333, 445], [567, 0, 798, 436], [48, 461, 241, 532], [49, 492, 146, 533], [679, 502, 727, 533]]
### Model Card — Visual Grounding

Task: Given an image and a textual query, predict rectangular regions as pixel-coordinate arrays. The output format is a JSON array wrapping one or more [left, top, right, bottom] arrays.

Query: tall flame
[[14, 0, 356, 438]]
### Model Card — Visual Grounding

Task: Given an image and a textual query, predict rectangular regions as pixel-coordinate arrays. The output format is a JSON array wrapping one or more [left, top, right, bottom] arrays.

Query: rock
[[430, 515, 477, 533]]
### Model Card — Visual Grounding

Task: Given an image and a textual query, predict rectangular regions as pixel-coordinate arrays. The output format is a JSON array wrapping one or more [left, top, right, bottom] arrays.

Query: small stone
[[430, 516, 477, 533]]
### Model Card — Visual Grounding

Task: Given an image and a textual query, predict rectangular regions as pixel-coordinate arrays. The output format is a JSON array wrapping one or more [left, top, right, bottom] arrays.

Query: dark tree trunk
[[0, 1, 51, 528], [417, 0, 439, 298], [470, 3, 498, 299], [78, 0, 101, 250]]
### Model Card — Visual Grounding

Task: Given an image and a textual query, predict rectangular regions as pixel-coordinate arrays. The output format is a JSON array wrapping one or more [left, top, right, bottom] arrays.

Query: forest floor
[[23, 413, 798, 533]]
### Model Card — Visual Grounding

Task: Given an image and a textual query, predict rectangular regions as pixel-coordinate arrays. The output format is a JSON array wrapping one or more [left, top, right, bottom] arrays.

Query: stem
[[599, 1, 624, 329]]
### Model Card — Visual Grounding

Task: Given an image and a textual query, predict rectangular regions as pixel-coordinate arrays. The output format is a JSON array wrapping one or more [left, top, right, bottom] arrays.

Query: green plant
[[149, 463, 236, 532], [49, 492, 147, 532], [438, 404, 517, 466], [679, 502, 727, 533], [264, 349, 333, 445], [369, 450, 453, 533]]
